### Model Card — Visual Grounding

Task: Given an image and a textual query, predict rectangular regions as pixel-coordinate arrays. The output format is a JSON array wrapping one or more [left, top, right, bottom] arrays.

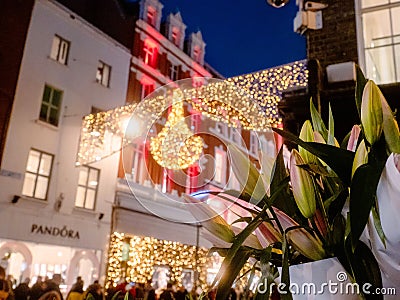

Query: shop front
[[0, 208, 109, 292], [106, 188, 224, 292]]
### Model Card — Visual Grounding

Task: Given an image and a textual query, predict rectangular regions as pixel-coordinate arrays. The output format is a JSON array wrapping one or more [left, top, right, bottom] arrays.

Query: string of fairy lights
[[106, 232, 215, 290], [76, 60, 307, 167]]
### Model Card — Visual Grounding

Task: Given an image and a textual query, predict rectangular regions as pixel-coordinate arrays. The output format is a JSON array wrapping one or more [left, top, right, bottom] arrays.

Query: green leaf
[[231, 217, 253, 226], [272, 127, 355, 186], [297, 163, 334, 177], [350, 164, 381, 250], [327, 103, 335, 146], [111, 291, 122, 300], [371, 206, 386, 248], [280, 233, 293, 300], [270, 147, 298, 218], [124, 292, 130, 300], [355, 65, 368, 119], [348, 241, 383, 299], [325, 188, 348, 223], [215, 248, 252, 300], [341, 129, 352, 149], [310, 98, 328, 141]]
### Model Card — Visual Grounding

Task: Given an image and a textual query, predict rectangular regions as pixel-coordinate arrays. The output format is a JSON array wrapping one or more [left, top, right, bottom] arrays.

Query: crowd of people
[[0, 267, 104, 300], [0, 268, 244, 300]]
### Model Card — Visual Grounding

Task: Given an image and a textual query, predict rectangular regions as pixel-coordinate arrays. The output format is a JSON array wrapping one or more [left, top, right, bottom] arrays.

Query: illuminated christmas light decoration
[[76, 60, 307, 165], [106, 232, 215, 290], [150, 90, 204, 169]]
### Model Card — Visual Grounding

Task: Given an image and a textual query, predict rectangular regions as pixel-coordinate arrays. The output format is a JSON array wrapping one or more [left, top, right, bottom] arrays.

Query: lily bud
[[299, 120, 317, 164], [228, 144, 266, 204], [287, 228, 326, 261], [379, 89, 400, 153], [290, 150, 317, 219], [313, 131, 326, 144], [260, 152, 275, 189], [352, 140, 368, 177], [183, 195, 235, 243], [273, 207, 299, 230], [231, 226, 263, 249], [256, 222, 282, 247], [361, 81, 383, 145], [347, 125, 361, 152], [310, 209, 327, 237]]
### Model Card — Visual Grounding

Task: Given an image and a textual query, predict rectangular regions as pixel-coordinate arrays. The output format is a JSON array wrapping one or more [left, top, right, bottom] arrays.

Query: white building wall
[[0, 0, 130, 282]]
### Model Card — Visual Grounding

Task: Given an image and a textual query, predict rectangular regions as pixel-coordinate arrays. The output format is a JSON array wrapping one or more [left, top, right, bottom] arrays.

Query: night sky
[[162, 0, 306, 78]]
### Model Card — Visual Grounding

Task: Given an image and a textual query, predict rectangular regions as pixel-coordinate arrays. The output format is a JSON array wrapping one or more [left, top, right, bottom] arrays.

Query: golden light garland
[[150, 90, 204, 169], [76, 60, 308, 166], [106, 232, 217, 291]]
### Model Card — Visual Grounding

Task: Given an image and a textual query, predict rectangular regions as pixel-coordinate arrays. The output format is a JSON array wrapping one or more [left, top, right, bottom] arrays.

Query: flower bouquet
[[184, 68, 400, 300]]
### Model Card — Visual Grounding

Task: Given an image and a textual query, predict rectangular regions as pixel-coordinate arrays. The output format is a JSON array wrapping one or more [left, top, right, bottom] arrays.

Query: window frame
[[50, 35, 70, 65], [143, 43, 157, 68], [147, 6, 156, 27], [22, 149, 54, 201], [141, 82, 155, 99], [357, 0, 400, 83], [169, 64, 179, 81], [214, 148, 227, 185], [39, 84, 63, 127], [75, 165, 100, 210], [96, 60, 112, 87]]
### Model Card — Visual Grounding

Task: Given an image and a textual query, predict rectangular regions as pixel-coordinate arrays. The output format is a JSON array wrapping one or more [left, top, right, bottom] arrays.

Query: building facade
[[0, 0, 131, 289], [280, 0, 400, 140]]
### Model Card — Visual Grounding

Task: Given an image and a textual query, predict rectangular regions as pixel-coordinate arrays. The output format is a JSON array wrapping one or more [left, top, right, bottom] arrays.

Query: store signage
[[31, 224, 80, 239]]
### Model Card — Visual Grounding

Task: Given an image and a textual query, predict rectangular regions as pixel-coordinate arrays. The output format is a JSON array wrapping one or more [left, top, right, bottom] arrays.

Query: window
[[169, 64, 179, 81], [50, 35, 70, 65], [171, 28, 180, 47], [230, 127, 242, 145], [39, 85, 63, 126], [141, 83, 154, 99], [360, 1, 400, 83], [228, 167, 240, 190], [75, 166, 100, 210], [96, 61, 111, 87], [249, 132, 259, 155], [193, 47, 201, 64], [22, 149, 54, 200], [131, 143, 146, 184], [215, 123, 228, 136], [143, 43, 157, 68], [147, 7, 156, 27], [214, 149, 226, 184]]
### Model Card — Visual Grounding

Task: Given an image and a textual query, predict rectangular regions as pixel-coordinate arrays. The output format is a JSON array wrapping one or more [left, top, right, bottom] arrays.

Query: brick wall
[[307, 0, 359, 70]]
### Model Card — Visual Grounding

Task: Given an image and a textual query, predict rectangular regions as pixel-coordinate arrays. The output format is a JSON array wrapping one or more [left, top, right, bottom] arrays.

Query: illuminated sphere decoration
[[150, 90, 204, 170]]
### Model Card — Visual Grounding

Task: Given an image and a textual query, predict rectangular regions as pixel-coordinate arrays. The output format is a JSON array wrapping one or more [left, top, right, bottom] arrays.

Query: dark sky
[[162, 0, 306, 78]]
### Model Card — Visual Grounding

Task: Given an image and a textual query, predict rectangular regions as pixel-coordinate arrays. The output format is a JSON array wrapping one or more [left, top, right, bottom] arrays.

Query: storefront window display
[[0, 239, 101, 291]]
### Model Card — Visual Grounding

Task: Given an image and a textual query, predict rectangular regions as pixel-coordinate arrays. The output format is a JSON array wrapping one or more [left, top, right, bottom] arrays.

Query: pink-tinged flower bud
[[347, 125, 361, 152], [361, 81, 383, 145], [313, 131, 326, 144], [299, 120, 317, 164], [228, 144, 266, 204], [231, 226, 263, 249], [183, 195, 235, 243], [352, 140, 368, 177], [309, 209, 327, 237], [290, 150, 317, 219], [287, 228, 326, 261], [255, 222, 282, 247]]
